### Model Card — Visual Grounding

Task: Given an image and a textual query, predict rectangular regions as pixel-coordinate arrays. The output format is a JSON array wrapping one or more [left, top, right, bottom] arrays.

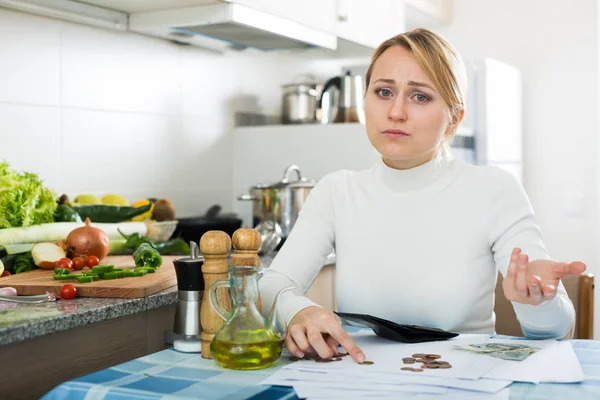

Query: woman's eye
[[376, 88, 393, 98], [414, 93, 429, 103]]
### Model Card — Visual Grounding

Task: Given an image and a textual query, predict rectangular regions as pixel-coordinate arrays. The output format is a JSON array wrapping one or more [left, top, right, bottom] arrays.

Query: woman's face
[[365, 45, 454, 169]]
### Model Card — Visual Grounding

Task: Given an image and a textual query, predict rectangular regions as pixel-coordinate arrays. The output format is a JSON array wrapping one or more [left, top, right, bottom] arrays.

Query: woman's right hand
[[285, 306, 366, 363]]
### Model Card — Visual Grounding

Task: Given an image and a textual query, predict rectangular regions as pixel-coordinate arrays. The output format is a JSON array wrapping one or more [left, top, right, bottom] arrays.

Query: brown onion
[[66, 217, 110, 261]]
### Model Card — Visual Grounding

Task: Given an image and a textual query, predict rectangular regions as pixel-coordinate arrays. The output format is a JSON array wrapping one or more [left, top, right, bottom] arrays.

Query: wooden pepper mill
[[231, 228, 262, 312], [199, 230, 232, 359]]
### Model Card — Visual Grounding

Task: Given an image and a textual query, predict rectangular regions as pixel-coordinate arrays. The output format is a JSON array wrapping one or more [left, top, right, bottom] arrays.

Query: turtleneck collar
[[374, 154, 455, 194]]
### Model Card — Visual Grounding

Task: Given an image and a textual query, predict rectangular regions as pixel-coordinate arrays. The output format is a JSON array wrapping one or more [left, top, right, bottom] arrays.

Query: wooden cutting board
[[0, 256, 178, 298]]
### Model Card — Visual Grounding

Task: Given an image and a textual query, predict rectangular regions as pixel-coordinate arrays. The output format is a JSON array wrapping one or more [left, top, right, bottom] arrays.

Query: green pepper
[[71, 203, 152, 223], [92, 265, 114, 274], [133, 243, 162, 269], [54, 268, 72, 275], [102, 271, 124, 279], [124, 270, 146, 277], [53, 274, 76, 280], [14, 252, 35, 274], [118, 230, 190, 255], [76, 275, 94, 283], [53, 204, 82, 223]]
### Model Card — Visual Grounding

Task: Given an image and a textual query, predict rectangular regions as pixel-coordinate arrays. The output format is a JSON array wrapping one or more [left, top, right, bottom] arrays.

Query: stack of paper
[[261, 331, 584, 399]]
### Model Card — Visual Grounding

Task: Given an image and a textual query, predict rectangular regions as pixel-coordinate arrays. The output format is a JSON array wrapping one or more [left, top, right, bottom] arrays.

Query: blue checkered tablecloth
[[42, 339, 600, 400]]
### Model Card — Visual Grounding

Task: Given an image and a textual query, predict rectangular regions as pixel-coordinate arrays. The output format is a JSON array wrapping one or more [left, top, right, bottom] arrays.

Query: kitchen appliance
[[320, 71, 366, 124], [172, 247, 204, 353], [172, 205, 242, 245], [237, 165, 315, 243], [281, 79, 321, 124]]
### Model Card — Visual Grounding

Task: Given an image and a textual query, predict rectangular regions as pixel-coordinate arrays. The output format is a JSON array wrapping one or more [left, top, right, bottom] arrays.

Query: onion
[[66, 217, 110, 261]]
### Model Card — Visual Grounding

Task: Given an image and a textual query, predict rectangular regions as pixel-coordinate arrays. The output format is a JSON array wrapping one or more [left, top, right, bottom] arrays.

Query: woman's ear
[[445, 109, 465, 136]]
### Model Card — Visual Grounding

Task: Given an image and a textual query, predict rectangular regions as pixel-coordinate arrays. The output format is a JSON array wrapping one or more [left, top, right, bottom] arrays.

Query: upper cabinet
[[404, 0, 452, 27], [0, 0, 440, 54], [334, 0, 405, 49]]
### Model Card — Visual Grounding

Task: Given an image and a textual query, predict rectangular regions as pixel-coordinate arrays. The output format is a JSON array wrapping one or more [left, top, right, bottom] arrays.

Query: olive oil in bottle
[[210, 328, 284, 370]]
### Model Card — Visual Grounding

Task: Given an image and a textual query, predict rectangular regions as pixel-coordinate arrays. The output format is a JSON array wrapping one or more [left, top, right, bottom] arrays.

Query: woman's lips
[[383, 129, 410, 139]]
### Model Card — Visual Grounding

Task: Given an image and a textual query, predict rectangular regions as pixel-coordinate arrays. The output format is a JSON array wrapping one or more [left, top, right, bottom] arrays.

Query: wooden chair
[[494, 273, 595, 339]]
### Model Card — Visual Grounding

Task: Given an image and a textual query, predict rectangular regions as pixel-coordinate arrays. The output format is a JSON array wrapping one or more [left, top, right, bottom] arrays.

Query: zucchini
[[71, 203, 152, 223]]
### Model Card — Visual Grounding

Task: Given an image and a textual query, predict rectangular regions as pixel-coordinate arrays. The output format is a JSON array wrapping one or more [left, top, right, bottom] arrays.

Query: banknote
[[453, 343, 541, 361]]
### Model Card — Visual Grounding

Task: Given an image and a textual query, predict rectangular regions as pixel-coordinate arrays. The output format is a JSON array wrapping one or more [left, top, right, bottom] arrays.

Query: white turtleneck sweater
[[259, 157, 575, 340]]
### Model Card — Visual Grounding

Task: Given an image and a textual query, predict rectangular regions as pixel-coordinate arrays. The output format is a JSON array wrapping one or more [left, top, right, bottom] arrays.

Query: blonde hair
[[365, 28, 467, 155]]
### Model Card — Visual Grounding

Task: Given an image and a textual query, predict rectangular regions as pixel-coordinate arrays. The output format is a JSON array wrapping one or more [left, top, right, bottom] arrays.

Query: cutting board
[[0, 256, 178, 298]]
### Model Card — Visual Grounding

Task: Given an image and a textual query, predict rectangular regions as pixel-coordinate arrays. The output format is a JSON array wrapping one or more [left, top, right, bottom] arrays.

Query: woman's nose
[[388, 98, 408, 121]]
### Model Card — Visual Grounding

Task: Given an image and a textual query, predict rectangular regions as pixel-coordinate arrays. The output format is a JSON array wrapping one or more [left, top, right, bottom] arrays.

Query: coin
[[412, 353, 427, 358], [289, 356, 300, 361], [421, 359, 436, 364], [403, 360, 415, 364], [332, 357, 342, 362], [360, 361, 375, 365], [438, 364, 452, 369], [436, 361, 449, 365], [401, 367, 415, 371], [402, 357, 416, 362], [426, 354, 441, 359], [427, 364, 440, 369], [412, 368, 424, 372], [335, 353, 348, 357], [315, 358, 331, 363]]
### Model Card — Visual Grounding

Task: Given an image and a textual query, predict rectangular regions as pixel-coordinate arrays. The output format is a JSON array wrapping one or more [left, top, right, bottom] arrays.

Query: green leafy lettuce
[[0, 161, 57, 228]]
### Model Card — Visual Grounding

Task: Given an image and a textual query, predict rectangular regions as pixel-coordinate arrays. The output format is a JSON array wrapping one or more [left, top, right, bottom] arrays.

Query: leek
[[0, 221, 148, 247]]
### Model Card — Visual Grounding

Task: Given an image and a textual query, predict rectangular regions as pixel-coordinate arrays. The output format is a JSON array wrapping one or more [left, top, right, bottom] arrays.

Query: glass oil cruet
[[209, 229, 295, 370]]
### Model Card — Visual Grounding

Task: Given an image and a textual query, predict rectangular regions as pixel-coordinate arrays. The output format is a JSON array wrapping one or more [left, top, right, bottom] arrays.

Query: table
[[41, 339, 600, 400]]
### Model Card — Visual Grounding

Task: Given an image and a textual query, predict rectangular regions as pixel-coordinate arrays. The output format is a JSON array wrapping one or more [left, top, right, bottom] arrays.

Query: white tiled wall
[[0, 8, 348, 218]]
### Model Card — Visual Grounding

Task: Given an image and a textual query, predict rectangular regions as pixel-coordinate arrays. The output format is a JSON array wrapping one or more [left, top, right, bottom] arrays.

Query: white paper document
[[269, 368, 511, 393], [280, 331, 584, 384]]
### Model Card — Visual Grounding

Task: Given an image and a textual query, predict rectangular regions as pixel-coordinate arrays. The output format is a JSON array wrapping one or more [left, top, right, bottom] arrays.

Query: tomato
[[72, 257, 85, 270], [60, 284, 77, 300], [55, 258, 73, 270], [86, 255, 100, 268], [1, 270, 10, 277]]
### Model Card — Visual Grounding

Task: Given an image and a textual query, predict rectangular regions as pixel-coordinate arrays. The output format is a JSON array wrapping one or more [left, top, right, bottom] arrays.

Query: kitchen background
[[0, 0, 598, 337]]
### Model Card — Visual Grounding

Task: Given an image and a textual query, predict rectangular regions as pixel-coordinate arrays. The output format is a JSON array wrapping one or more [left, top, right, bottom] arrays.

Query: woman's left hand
[[502, 248, 586, 306]]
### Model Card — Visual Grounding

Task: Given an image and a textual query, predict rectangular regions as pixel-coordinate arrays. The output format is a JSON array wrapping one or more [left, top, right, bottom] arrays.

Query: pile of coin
[[288, 352, 349, 363], [401, 353, 452, 372]]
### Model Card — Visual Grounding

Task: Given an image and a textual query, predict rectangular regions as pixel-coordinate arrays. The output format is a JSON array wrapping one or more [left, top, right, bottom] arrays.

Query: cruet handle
[[209, 280, 231, 321]]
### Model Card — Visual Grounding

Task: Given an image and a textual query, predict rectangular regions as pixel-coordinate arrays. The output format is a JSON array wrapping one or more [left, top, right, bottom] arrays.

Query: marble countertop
[[0, 250, 336, 347]]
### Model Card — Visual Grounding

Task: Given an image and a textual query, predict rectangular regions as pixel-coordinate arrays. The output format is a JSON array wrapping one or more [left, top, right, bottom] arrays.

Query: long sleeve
[[258, 172, 340, 330], [488, 169, 575, 339]]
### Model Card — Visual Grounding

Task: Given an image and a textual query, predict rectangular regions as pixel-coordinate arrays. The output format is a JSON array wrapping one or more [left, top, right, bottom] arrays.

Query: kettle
[[319, 71, 366, 124]]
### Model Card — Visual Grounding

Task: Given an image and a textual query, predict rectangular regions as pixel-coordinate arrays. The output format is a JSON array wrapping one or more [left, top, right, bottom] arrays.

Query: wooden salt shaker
[[231, 228, 262, 312], [199, 230, 232, 359]]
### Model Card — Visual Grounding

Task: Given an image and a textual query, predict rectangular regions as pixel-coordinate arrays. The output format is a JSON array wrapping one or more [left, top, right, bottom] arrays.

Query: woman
[[259, 28, 586, 364]]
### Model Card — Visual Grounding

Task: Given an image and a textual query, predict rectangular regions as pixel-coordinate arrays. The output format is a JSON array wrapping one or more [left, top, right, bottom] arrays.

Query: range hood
[[129, 3, 338, 52]]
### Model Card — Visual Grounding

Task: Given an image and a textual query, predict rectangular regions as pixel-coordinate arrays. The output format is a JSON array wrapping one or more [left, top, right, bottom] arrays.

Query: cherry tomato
[[55, 258, 73, 270], [72, 257, 85, 270], [86, 255, 100, 268], [60, 284, 77, 300], [1, 270, 11, 277]]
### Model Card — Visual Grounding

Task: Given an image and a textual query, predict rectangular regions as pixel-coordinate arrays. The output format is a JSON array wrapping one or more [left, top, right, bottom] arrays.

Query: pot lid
[[252, 165, 316, 189]]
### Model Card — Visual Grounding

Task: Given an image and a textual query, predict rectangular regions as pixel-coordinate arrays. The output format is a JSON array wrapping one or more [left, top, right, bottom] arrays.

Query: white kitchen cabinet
[[404, 0, 452, 26], [335, 0, 405, 49], [227, 0, 336, 35]]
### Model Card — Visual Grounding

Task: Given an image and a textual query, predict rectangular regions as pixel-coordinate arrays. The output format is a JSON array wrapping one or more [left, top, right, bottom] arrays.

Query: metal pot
[[281, 77, 322, 124], [237, 165, 316, 240]]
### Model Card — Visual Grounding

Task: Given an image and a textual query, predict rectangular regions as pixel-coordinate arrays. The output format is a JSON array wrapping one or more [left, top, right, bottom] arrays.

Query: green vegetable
[[54, 268, 71, 275], [124, 270, 146, 277], [0, 221, 147, 247], [3, 243, 34, 255], [92, 265, 114, 274], [13, 252, 34, 274], [53, 204, 82, 223], [71, 203, 152, 223], [53, 274, 76, 280], [0, 161, 57, 228], [133, 243, 162, 269], [118, 230, 190, 255], [102, 271, 124, 279], [76, 276, 94, 283]]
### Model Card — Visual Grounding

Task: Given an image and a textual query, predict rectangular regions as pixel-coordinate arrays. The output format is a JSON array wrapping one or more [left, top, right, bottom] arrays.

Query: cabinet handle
[[337, 0, 349, 22]]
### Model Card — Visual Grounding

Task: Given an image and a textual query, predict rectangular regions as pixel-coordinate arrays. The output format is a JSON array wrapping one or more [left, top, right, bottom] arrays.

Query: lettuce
[[0, 161, 57, 228]]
